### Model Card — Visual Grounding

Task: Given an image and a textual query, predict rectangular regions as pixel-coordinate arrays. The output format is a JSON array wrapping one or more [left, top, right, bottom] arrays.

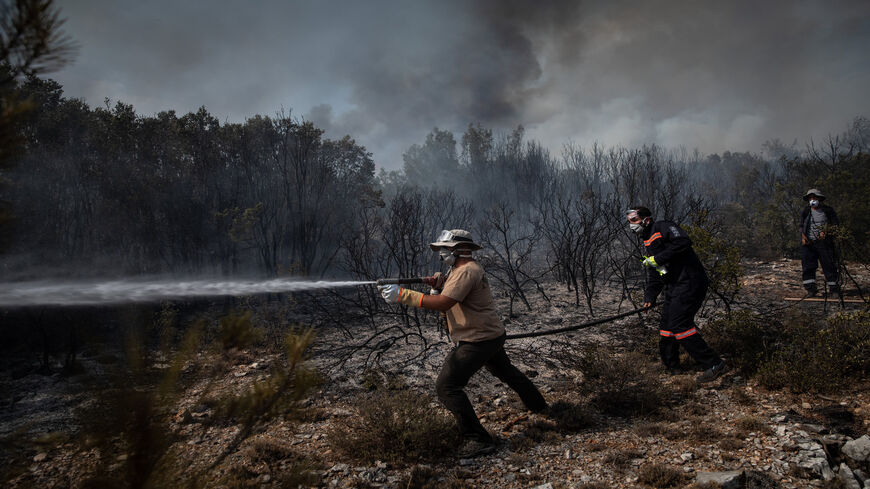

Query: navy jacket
[[641, 220, 709, 304], [800, 204, 838, 240]]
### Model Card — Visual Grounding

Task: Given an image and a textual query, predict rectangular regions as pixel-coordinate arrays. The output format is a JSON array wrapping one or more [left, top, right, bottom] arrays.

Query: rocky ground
[[1, 259, 869, 488]]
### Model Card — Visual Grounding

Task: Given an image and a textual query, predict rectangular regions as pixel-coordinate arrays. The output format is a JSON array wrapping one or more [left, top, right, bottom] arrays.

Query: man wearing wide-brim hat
[[377, 229, 547, 458], [799, 189, 840, 296]]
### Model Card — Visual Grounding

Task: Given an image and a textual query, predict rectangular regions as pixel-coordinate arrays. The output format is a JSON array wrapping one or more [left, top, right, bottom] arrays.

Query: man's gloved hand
[[378, 284, 400, 303], [423, 272, 446, 289], [378, 284, 425, 307], [642, 256, 659, 268]]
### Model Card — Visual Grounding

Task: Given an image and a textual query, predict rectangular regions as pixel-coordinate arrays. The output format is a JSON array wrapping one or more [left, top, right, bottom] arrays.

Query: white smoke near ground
[[0, 278, 375, 307]]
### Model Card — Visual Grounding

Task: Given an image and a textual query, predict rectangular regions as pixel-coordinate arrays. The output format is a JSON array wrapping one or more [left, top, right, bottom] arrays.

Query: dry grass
[[734, 415, 772, 435], [637, 463, 688, 488], [602, 448, 643, 472], [327, 389, 459, 465]]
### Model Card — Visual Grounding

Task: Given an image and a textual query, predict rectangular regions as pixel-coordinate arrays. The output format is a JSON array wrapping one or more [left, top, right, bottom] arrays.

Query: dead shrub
[[670, 375, 698, 396], [547, 400, 596, 432], [730, 388, 754, 405], [735, 416, 771, 435], [327, 389, 459, 465], [634, 421, 666, 437], [602, 448, 642, 471], [718, 436, 745, 451], [507, 434, 536, 452], [523, 420, 561, 443], [573, 346, 664, 417], [217, 311, 264, 351], [359, 367, 407, 391], [637, 463, 688, 488], [577, 484, 611, 489], [241, 436, 295, 464], [745, 469, 782, 488], [687, 423, 723, 442], [397, 465, 475, 489]]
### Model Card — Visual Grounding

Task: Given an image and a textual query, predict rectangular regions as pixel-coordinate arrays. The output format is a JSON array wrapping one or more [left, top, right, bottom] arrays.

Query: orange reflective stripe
[[419, 294, 424, 307], [659, 330, 674, 337], [675, 328, 697, 340], [644, 232, 662, 246]]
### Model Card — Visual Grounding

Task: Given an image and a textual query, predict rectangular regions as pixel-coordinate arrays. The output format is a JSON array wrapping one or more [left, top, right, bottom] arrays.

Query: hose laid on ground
[[505, 303, 660, 340]]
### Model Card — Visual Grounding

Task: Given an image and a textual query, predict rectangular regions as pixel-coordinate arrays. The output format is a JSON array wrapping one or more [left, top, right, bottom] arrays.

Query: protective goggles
[[625, 210, 642, 222]]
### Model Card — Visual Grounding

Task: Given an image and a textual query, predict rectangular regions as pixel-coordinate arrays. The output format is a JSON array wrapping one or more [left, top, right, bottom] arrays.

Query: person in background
[[800, 189, 840, 297], [626, 206, 728, 383], [377, 229, 547, 458]]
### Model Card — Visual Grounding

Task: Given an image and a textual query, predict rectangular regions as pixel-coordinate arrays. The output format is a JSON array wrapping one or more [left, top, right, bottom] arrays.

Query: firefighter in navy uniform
[[799, 188, 840, 297], [626, 206, 728, 383]]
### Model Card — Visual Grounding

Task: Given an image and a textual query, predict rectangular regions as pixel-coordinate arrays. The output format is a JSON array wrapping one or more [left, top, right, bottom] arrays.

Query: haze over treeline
[[2, 75, 870, 287]]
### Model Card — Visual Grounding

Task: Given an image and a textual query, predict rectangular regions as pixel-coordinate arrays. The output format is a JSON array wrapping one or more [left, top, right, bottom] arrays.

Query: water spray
[[0, 275, 436, 308], [0, 278, 378, 307]]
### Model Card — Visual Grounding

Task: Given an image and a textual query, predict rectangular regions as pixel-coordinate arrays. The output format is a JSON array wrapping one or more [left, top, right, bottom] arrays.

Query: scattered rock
[[842, 435, 870, 465], [530, 483, 553, 489], [837, 463, 861, 489], [33, 452, 47, 462], [696, 470, 744, 489]]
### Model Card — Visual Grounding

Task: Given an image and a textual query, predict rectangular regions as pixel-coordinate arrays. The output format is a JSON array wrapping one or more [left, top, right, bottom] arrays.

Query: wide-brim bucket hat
[[429, 229, 482, 251], [803, 188, 825, 201]]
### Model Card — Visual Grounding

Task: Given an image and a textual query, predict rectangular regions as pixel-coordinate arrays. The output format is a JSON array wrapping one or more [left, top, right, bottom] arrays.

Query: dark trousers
[[436, 334, 546, 442], [659, 280, 721, 370], [801, 240, 839, 292]]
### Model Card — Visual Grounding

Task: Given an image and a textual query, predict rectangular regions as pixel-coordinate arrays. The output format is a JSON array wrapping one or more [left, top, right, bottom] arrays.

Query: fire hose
[[375, 277, 660, 340]]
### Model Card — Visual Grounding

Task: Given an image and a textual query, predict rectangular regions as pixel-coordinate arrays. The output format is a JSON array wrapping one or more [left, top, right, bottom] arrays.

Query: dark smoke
[[55, 0, 870, 167]]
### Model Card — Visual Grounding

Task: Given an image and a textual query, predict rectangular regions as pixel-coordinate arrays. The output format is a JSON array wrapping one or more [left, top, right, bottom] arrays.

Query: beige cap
[[429, 229, 482, 251], [803, 188, 825, 200]]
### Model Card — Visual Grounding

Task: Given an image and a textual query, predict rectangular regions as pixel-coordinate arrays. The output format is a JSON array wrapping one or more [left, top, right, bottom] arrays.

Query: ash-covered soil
[[2, 259, 868, 488]]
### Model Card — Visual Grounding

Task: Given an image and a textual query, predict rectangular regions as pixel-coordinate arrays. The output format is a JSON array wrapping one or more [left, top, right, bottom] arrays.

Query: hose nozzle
[[376, 277, 425, 286]]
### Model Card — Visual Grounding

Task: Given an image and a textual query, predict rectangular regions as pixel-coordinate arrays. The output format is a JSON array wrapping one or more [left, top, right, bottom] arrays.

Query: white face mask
[[809, 199, 820, 207], [439, 250, 456, 266], [629, 223, 644, 234]]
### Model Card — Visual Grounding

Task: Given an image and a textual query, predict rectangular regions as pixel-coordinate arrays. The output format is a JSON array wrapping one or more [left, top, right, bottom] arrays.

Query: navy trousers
[[801, 240, 839, 293], [659, 279, 721, 370]]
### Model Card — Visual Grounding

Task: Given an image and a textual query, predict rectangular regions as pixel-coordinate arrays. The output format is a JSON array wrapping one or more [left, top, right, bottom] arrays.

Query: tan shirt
[[441, 261, 505, 342]]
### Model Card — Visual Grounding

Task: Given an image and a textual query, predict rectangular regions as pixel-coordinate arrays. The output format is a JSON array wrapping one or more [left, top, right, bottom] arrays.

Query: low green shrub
[[706, 310, 870, 393], [328, 389, 459, 465], [217, 311, 264, 351], [758, 311, 870, 393], [704, 310, 777, 375]]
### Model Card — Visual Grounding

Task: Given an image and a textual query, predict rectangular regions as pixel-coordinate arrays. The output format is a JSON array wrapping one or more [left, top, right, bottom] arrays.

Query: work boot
[[805, 288, 818, 297], [697, 361, 729, 383], [457, 439, 496, 458]]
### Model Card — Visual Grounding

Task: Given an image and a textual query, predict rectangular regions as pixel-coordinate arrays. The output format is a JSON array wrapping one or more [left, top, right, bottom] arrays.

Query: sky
[[53, 0, 870, 169]]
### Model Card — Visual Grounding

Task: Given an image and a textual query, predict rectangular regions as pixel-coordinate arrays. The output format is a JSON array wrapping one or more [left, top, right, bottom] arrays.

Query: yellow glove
[[397, 287, 424, 307], [642, 256, 659, 268], [379, 285, 424, 307]]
